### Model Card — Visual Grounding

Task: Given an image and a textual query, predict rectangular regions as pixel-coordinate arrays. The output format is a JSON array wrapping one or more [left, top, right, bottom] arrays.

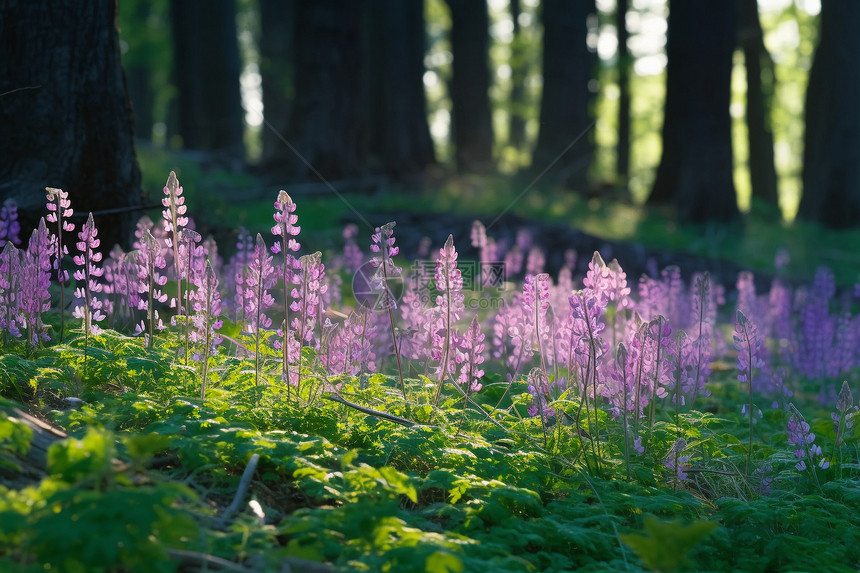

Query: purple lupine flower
[[787, 405, 829, 471], [687, 273, 713, 407], [0, 199, 21, 248], [523, 273, 551, 374], [271, 191, 302, 390], [369, 222, 401, 307], [177, 229, 204, 301], [734, 310, 765, 385], [330, 308, 377, 377], [370, 222, 406, 396], [291, 251, 327, 350], [72, 213, 106, 335], [516, 228, 533, 253], [133, 230, 169, 346], [190, 259, 223, 398], [0, 241, 22, 342], [735, 309, 765, 474], [796, 267, 836, 380], [526, 367, 553, 419], [832, 381, 858, 448], [244, 234, 277, 335], [272, 191, 301, 256], [455, 316, 485, 393], [432, 235, 465, 395], [161, 171, 188, 280], [19, 219, 53, 345], [504, 245, 523, 277], [470, 222, 500, 288], [45, 188, 75, 340], [663, 438, 690, 483], [342, 223, 364, 274], [399, 261, 433, 362], [525, 246, 545, 276], [227, 226, 254, 322], [103, 245, 141, 328], [244, 234, 277, 386], [585, 252, 631, 309]]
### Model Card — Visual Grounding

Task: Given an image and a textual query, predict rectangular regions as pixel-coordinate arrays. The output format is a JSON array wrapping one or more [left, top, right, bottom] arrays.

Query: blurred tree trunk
[[259, 0, 294, 169], [283, 0, 363, 179], [799, 0, 860, 228], [738, 0, 779, 211], [0, 0, 142, 250], [364, 0, 435, 178], [532, 0, 592, 190], [648, 0, 738, 222], [170, 0, 245, 158], [507, 0, 527, 152], [122, 0, 155, 141], [616, 0, 630, 185], [446, 0, 495, 172]]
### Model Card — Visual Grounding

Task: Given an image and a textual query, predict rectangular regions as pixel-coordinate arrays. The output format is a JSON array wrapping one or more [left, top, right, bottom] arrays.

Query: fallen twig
[[216, 453, 260, 528], [324, 394, 419, 427]]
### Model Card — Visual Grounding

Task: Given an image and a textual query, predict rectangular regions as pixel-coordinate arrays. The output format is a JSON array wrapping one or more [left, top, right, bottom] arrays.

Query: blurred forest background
[[114, 0, 833, 220], [4, 0, 860, 280]]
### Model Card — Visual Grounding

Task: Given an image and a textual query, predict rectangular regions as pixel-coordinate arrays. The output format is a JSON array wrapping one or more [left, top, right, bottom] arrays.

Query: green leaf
[[621, 514, 718, 573], [47, 427, 115, 483], [425, 550, 464, 573]]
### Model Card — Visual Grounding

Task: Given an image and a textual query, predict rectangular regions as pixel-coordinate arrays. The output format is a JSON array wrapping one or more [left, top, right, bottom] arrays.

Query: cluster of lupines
[[5, 173, 860, 493]]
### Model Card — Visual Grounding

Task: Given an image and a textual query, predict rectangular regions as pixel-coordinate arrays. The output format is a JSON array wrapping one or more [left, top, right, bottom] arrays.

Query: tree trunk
[[119, 0, 158, 141], [284, 0, 363, 180], [0, 0, 143, 250], [532, 0, 592, 190], [364, 0, 436, 178], [508, 0, 527, 152], [170, 0, 245, 158], [648, 0, 738, 222], [259, 0, 295, 169], [616, 0, 631, 185], [446, 0, 495, 173], [738, 0, 779, 210], [798, 0, 860, 228]]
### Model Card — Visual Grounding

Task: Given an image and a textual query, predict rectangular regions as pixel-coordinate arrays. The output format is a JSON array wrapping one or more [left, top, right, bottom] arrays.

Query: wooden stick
[[216, 453, 260, 528]]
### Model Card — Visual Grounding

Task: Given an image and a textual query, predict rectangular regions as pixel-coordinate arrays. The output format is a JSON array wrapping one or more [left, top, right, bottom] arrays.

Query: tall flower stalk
[[162, 171, 188, 310], [178, 229, 204, 362], [45, 188, 74, 340], [271, 191, 301, 394], [734, 309, 763, 475], [0, 241, 21, 344], [72, 214, 106, 359], [20, 219, 53, 346], [134, 231, 169, 348], [433, 235, 465, 404], [244, 234, 277, 386], [191, 259, 223, 398], [370, 222, 405, 398]]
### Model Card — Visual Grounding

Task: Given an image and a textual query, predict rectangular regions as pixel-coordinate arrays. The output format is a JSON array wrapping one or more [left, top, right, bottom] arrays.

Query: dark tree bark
[[119, 0, 158, 141], [284, 0, 363, 179], [363, 0, 436, 177], [738, 0, 778, 210], [446, 0, 495, 173], [259, 0, 294, 169], [0, 0, 143, 250], [170, 0, 245, 157], [532, 0, 591, 189], [648, 0, 738, 222], [616, 0, 631, 184], [508, 0, 527, 151], [799, 0, 860, 228]]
